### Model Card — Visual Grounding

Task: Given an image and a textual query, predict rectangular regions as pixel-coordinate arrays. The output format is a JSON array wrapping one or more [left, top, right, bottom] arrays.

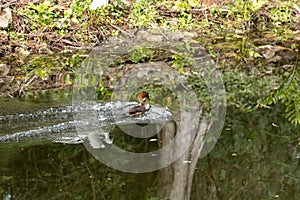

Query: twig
[[53, 24, 83, 44], [293, 3, 300, 13], [19, 74, 37, 95], [191, 8, 209, 11], [63, 46, 95, 50], [1, 76, 14, 91], [110, 24, 134, 38]]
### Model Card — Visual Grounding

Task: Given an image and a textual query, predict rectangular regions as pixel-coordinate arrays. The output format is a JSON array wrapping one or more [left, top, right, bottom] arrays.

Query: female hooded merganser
[[129, 91, 151, 117]]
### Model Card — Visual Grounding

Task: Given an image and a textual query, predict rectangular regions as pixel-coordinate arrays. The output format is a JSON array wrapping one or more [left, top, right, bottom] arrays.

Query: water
[[0, 99, 172, 143], [191, 106, 300, 200], [0, 98, 168, 199], [0, 98, 299, 199]]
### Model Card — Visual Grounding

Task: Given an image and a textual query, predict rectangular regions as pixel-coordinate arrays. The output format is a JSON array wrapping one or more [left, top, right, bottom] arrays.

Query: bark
[[157, 105, 210, 200]]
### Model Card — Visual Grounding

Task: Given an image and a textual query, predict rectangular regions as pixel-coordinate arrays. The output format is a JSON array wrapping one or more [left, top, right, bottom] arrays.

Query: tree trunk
[[157, 106, 210, 200]]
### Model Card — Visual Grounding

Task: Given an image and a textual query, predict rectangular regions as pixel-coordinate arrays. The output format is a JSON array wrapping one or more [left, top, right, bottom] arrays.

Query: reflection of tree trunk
[[157, 106, 209, 200]]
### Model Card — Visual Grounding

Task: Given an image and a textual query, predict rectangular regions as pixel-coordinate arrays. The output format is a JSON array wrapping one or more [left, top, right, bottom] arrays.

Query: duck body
[[129, 103, 151, 117]]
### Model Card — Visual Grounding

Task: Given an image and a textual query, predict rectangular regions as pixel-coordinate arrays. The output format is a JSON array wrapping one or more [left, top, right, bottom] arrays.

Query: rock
[[0, 63, 10, 76], [0, 8, 12, 28]]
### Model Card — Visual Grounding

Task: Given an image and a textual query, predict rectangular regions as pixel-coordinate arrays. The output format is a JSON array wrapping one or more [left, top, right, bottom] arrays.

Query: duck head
[[137, 91, 150, 104]]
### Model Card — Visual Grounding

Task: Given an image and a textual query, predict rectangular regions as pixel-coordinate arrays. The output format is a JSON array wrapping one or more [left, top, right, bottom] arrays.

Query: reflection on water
[[192, 105, 300, 200], [0, 99, 299, 199], [0, 142, 158, 199]]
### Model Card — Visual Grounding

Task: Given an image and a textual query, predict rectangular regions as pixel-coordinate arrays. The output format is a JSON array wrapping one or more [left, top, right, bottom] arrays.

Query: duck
[[129, 91, 151, 117]]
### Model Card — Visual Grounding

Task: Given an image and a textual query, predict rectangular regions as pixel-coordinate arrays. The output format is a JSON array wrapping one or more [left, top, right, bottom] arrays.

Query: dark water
[[192, 106, 300, 200], [0, 99, 299, 199]]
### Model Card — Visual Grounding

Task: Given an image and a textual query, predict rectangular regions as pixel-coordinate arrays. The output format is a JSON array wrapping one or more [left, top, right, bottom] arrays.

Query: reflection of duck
[[129, 91, 151, 117]]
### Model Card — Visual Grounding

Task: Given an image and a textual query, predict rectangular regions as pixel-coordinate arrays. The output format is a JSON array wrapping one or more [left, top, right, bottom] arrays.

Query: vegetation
[[2, 0, 298, 123], [0, 1, 299, 199], [259, 65, 300, 124]]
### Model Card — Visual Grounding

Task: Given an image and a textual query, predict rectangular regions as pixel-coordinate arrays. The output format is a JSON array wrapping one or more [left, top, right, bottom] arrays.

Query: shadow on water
[[0, 98, 299, 199]]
